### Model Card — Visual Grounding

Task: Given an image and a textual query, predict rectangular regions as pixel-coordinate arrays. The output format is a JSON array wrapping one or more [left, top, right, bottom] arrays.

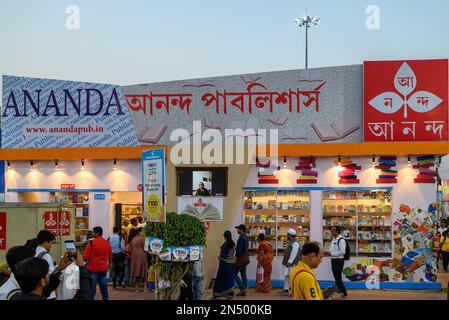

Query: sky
[[1, 0, 449, 95]]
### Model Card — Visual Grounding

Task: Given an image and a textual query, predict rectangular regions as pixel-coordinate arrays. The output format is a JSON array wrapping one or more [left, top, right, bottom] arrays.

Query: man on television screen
[[194, 182, 210, 196]]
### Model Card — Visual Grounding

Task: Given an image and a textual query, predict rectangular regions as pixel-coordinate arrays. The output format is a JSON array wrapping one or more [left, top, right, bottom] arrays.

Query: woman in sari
[[212, 230, 236, 299], [256, 233, 274, 293]]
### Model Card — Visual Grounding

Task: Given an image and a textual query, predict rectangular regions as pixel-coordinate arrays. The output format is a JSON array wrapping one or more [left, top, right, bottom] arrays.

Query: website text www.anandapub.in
[[24, 125, 105, 135]]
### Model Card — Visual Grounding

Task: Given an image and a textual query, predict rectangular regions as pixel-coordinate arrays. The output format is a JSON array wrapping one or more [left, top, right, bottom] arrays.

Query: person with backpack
[[324, 226, 348, 298], [290, 241, 324, 300], [35, 230, 57, 299], [82, 226, 113, 300], [109, 226, 126, 290], [0, 246, 71, 300]]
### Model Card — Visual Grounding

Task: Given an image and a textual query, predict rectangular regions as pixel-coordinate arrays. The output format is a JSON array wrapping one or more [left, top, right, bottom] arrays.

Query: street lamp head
[[295, 15, 320, 28]]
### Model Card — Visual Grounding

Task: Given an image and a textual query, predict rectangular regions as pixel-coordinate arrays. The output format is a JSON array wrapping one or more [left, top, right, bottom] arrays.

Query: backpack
[[36, 251, 50, 260], [7, 288, 21, 300], [338, 238, 351, 261]]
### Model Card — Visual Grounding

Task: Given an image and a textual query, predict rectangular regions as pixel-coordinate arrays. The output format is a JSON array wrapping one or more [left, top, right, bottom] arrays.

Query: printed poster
[[142, 149, 166, 223], [44, 211, 71, 236], [178, 197, 224, 221]]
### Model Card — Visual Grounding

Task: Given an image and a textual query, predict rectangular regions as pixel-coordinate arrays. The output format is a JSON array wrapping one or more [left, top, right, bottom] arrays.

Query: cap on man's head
[[287, 228, 297, 236], [235, 224, 246, 232]]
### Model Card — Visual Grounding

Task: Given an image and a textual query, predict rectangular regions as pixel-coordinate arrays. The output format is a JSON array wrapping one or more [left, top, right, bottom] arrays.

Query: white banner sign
[[142, 149, 166, 223]]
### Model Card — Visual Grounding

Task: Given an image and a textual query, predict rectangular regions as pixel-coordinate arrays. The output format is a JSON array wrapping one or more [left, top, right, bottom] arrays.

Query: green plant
[[144, 212, 206, 300]]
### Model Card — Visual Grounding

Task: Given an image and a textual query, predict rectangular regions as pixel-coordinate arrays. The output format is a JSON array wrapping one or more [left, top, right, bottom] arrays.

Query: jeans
[[124, 259, 131, 284], [331, 258, 347, 296], [112, 253, 125, 287], [192, 276, 203, 300], [234, 266, 248, 290], [90, 271, 109, 300]]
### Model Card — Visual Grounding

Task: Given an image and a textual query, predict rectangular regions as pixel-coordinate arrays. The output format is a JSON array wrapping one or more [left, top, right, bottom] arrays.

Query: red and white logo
[[194, 198, 207, 208], [364, 59, 448, 141]]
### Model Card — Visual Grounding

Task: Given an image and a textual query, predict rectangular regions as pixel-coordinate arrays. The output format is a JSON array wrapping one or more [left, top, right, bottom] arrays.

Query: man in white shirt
[[324, 226, 347, 297], [282, 228, 302, 295], [35, 230, 57, 299], [0, 246, 35, 300]]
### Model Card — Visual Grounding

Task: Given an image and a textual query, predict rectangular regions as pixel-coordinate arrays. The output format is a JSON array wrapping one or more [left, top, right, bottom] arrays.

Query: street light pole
[[295, 14, 320, 70], [305, 23, 308, 69]]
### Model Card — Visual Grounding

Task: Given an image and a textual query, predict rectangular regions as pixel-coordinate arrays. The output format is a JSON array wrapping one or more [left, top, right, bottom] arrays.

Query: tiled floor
[[95, 271, 449, 300], [97, 286, 447, 301]]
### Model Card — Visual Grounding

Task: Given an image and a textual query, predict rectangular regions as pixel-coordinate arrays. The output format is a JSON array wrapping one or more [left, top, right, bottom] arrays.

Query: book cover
[[137, 120, 167, 144], [281, 127, 307, 141], [311, 114, 360, 142], [267, 114, 288, 126]]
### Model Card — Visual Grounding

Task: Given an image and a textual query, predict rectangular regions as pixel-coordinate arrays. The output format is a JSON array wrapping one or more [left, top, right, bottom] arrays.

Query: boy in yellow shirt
[[290, 241, 324, 300]]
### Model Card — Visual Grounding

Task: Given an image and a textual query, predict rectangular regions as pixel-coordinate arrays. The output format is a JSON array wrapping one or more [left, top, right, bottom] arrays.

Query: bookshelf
[[244, 189, 310, 256], [50, 192, 90, 247], [121, 204, 142, 220], [322, 190, 392, 258]]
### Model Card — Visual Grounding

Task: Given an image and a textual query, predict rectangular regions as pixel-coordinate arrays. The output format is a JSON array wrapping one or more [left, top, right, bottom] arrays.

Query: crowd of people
[[211, 219, 449, 300], [0, 215, 153, 300], [1, 217, 448, 301]]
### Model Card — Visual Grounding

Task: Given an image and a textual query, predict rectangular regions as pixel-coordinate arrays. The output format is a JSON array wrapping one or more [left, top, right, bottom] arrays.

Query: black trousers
[[331, 258, 347, 295], [441, 250, 449, 271], [112, 253, 125, 287]]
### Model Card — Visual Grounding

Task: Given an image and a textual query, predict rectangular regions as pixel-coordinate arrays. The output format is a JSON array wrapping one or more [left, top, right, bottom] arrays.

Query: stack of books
[[256, 157, 280, 184], [334, 157, 361, 184], [413, 155, 436, 183], [375, 156, 398, 184], [295, 157, 318, 184]]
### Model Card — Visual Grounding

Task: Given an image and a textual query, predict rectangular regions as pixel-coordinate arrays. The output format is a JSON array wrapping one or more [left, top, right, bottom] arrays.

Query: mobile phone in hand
[[64, 240, 77, 262]]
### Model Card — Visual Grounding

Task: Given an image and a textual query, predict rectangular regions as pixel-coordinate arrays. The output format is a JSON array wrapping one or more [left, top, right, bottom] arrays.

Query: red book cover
[[414, 178, 435, 183], [416, 174, 436, 180], [258, 179, 279, 184], [412, 164, 432, 169], [339, 179, 360, 184], [338, 170, 355, 177], [297, 179, 318, 184], [376, 179, 397, 184]]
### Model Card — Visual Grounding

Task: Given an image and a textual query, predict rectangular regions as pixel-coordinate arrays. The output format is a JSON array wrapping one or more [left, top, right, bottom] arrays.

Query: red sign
[[0, 212, 6, 250], [44, 211, 71, 236], [60, 211, 71, 236], [364, 59, 448, 141], [61, 184, 75, 190]]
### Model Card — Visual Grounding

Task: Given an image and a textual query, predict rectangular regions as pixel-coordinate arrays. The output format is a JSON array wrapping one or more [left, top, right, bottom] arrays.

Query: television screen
[[177, 167, 227, 196]]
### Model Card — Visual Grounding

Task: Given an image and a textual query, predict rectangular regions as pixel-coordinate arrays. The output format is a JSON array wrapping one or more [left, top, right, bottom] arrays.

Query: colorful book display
[[413, 155, 436, 183], [256, 157, 279, 184], [334, 157, 361, 184], [375, 156, 397, 184], [295, 157, 318, 184]]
